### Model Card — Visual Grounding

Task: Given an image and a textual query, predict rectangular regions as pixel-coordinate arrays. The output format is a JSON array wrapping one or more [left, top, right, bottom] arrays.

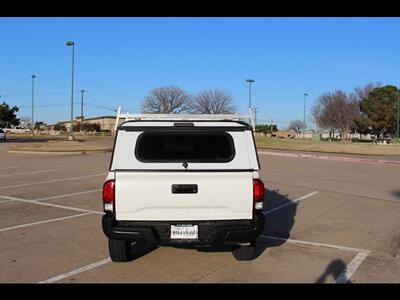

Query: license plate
[[170, 224, 198, 239]]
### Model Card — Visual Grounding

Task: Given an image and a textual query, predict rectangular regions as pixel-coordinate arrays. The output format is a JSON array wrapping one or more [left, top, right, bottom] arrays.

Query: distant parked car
[[0, 129, 6, 140], [4, 126, 30, 134]]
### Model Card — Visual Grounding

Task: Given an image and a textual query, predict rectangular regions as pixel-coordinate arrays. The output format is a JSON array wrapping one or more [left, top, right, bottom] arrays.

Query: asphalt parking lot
[[0, 138, 399, 283]]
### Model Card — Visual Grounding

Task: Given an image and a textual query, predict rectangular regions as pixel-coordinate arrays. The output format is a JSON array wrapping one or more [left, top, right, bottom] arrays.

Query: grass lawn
[[5, 134, 66, 140], [5, 134, 113, 153], [5, 133, 114, 141], [255, 136, 400, 156], [7, 140, 112, 153], [5, 134, 399, 156]]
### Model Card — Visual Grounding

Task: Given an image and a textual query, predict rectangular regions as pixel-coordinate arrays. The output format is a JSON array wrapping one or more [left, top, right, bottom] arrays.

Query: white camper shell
[[109, 120, 260, 221]]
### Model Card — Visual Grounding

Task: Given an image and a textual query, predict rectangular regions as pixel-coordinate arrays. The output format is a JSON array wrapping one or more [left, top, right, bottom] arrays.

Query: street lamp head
[[32, 75, 36, 79], [246, 79, 255, 83], [66, 41, 74, 46], [304, 92, 308, 97]]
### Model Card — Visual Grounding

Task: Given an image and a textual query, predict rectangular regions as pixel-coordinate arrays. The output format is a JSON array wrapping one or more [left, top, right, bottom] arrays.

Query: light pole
[[66, 41, 75, 140], [303, 92, 308, 139], [253, 107, 258, 126], [31, 74, 36, 136], [397, 93, 399, 142], [246, 79, 255, 109], [80, 89, 85, 133]]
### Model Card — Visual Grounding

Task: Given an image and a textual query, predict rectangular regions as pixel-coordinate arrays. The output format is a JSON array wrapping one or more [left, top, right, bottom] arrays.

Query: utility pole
[[303, 92, 308, 139], [397, 92, 399, 142], [267, 119, 275, 138], [66, 41, 75, 140], [80, 89, 85, 133], [246, 79, 255, 109], [31, 74, 36, 136], [253, 107, 258, 127], [396, 90, 400, 143]]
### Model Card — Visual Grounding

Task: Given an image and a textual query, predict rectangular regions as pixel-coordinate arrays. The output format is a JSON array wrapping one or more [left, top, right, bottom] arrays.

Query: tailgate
[[115, 172, 253, 221]]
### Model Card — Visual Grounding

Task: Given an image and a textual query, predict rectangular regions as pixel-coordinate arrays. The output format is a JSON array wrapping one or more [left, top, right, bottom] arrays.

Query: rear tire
[[232, 240, 257, 261], [108, 238, 133, 262]]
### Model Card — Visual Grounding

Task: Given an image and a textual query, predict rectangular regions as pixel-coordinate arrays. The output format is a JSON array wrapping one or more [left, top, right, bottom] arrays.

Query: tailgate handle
[[172, 184, 198, 194]]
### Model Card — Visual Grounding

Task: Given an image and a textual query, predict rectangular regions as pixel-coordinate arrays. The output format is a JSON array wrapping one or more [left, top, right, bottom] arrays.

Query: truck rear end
[[102, 120, 265, 261]]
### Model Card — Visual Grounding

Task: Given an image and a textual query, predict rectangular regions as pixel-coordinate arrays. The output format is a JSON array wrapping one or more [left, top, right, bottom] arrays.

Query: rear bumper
[[102, 212, 265, 247]]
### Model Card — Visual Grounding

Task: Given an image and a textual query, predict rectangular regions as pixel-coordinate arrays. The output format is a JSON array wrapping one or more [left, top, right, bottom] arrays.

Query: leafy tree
[[352, 118, 371, 137], [192, 88, 235, 114], [255, 124, 278, 134], [53, 123, 67, 131], [351, 82, 382, 137], [72, 123, 100, 132], [0, 101, 19, 128], [352, 82, 381, 102], [356, 85, 399, 138], [33, 121, 45, 130], [140, 86, 193, 114]]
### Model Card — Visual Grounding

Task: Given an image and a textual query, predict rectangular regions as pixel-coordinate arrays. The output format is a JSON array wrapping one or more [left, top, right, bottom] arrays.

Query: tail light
[[253, 178, 265, 210], [103, 179, 115, 213]]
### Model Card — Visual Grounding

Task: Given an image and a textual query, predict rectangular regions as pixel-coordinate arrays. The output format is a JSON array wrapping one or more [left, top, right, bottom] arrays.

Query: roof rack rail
[[114, 106, 255, 131]]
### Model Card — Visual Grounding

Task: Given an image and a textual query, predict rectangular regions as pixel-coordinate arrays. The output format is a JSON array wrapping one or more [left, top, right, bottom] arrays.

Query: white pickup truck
[[102, 118, 265, 261]]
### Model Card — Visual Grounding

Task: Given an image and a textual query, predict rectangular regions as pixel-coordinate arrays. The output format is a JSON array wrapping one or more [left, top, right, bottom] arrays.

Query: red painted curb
[[257, 151, 400, 165]]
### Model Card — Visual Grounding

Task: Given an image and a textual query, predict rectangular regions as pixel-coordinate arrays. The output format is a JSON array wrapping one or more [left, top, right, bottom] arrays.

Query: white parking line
[[39, 258, 112, 283], [40, 236, 371, 284], [0, 212, 92, 232], [260, 235, 370, 283], [263, 191, 319, 215], [335, 252, 369, 284], [260, 235, 370, 253], [0, 195, 103, 215], [0, 173, 106, 189], [0, 169, 60, 177], [0, 166, 19, 170], [35, 189, 102, 201], [0, 199, 14, 203]]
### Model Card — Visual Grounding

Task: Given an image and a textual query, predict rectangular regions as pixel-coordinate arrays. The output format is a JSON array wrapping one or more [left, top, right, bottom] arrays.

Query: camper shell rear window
[[135, 131, 235, 163]]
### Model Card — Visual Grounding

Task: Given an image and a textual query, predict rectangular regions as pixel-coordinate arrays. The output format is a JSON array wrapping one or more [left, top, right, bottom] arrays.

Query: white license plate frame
[[170, 224, 198, 240]]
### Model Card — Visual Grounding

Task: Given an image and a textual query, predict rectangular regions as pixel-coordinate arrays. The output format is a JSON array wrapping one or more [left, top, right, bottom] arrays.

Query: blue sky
[[0, 17, 399, 129]]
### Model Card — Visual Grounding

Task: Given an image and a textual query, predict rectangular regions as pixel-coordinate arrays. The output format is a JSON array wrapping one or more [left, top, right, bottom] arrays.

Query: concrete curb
[[258, 150, 400, 165], [8, 149, 112, 155], [256, 146, 400, 157]]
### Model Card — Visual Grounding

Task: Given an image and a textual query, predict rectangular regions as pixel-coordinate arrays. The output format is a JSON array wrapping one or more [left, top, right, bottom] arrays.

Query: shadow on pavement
[[391, 190, 400, 199], [196, 188, 299, 260], [315, 259, 351, 283], [253, 188, 298, 258]]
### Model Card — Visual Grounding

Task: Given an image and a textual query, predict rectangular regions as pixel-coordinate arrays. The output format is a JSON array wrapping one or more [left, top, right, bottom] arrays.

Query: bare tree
[[311, 90, 359, 140], [288, 119, 306, 135], [19, 116, 31, 129], [352, 82, 381, 102], [192, 88, 235, 114], [140, 86, 193, 114], [312, 92, 337, 139]]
